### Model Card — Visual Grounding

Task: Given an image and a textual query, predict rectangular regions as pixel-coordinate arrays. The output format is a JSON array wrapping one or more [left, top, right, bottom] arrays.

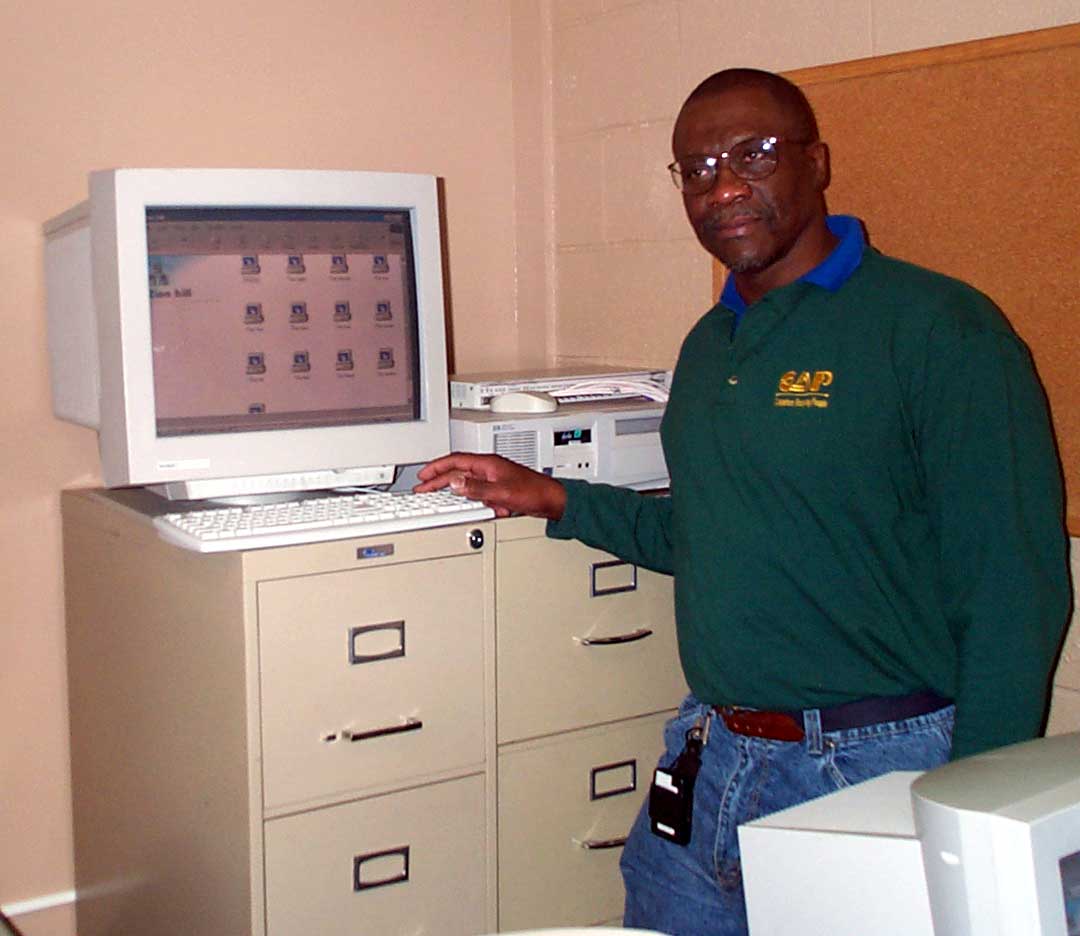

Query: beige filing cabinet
[[61, 489, 497, 936], [61, 492, 685, 934], [494, 517, 686, 931]]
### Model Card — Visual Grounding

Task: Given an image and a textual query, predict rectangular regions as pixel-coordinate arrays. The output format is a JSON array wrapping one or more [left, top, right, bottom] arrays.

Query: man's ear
[[807, 140, 831, 193]]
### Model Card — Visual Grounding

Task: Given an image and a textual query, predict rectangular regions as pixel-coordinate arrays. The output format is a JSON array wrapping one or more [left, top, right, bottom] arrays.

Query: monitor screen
[[1061, 848, 1080, 935], [146, 207, 421, 437]]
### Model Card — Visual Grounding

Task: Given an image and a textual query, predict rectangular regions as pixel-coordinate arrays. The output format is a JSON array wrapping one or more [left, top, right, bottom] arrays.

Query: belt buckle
[[720, 706, 805, 742]]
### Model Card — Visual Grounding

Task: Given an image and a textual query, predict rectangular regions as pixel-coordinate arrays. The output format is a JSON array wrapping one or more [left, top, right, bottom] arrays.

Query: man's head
[[671, 69, 833, 294]]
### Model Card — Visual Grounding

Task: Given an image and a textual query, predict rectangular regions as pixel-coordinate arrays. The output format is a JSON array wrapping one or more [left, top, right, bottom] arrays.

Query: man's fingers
[[416, 453, 475, 480], [412, 473, 453, 492], [447, 472, 472, 494], [455, 474, 499, 503], [414, 469, 491, 504]]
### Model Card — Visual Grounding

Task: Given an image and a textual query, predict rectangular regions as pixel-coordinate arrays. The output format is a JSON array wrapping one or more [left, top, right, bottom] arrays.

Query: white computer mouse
[[488, 391, 559, 414]]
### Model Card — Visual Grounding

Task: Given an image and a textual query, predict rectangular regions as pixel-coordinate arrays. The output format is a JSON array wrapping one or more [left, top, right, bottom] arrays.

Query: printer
[[450, 398, 668, 491]]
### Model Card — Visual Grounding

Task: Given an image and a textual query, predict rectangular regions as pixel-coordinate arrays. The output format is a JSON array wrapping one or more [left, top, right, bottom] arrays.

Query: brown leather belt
[[717, 690, 952, 743]]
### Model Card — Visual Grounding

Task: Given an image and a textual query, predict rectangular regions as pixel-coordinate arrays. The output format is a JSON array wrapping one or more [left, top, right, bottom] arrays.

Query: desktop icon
[[148, 260, 169, 288], [336, 349, 354, 371], [372, 255, 390, 274], [287, 254, 306, 275], [241, 255, 261, 275], [377, 347, 395, 370], [375, 301, 393, 322], [333, 301, 352, 322], [246, 352, 266, 375], [331, 254, 349, 274], [244, 303, 264, 325], [289, 302, 309, 324], [292, 351, 311, 373]]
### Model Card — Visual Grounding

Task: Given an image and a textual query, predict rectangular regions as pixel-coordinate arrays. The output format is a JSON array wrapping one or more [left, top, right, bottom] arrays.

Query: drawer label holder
[[590, 559, 638, 597], [590, 758, 638, 800], [349, 620, 406, 664], [353, 845, 410, 891]]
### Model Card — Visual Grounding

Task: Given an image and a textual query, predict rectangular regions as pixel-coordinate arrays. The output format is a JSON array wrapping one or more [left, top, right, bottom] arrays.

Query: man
[[416, 69, 1070, 935]]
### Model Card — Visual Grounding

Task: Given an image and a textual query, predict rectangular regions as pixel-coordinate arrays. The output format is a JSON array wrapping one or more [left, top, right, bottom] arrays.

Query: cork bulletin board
[[714, 24, 1080, 534]]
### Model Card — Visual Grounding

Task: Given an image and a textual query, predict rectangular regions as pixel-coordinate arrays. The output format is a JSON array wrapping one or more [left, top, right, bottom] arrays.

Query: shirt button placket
[[717, 345, 740, 407]]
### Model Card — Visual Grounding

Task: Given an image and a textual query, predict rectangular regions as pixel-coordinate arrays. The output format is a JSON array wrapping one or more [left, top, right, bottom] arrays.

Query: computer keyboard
[[153, 489, 495, 553]]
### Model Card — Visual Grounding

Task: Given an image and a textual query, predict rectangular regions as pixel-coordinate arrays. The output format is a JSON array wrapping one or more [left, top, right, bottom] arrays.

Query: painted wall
[[0, 2, 529, 933], [2, 1, 1078, 933]]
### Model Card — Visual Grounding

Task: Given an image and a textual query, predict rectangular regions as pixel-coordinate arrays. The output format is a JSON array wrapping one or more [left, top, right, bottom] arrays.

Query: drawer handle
[[353, 845, 410, 891], [575, 836, 628, 851], [343, 717, 423, 743], [575, 628, 653, 647], [590, 559, 638, 597]]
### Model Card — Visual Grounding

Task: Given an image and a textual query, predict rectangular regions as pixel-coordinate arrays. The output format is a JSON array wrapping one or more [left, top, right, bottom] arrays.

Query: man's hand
[[414, 453, 567, 520]]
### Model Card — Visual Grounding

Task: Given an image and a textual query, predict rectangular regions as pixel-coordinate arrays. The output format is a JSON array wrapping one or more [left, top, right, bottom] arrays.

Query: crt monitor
[[44, 168, 450, 500], [912, 731, 1080, 936]]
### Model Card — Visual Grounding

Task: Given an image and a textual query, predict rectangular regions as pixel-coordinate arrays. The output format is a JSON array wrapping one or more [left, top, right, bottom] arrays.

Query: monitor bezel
[[90, 168, 450, 492], [1027, 800, 1080, 934]]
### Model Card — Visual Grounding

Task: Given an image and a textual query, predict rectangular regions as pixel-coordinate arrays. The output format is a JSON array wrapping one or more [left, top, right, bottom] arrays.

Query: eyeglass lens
[[670, 138, 780, 193]]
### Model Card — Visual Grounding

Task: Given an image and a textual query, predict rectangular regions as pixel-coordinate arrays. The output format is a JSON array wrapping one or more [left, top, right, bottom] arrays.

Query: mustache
[[700, 206, 775, 229]]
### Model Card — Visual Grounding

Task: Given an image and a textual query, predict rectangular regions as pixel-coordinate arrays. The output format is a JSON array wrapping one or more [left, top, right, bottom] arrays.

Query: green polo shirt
[[548, 245, 1069, 759]]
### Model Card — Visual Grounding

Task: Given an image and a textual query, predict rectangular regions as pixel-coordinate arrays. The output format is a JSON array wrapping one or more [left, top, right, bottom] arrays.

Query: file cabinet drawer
[[496, 537, 684, 742], [497, 711, 670, 931], [258, 553, 487, 810], [264, 774, 488, 936]]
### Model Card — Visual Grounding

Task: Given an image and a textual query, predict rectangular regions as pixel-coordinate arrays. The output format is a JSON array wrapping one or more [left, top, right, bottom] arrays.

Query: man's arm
[[416, 454, 675, 574], [547, 479, 674, 575], [919, 325, 1070, 759]]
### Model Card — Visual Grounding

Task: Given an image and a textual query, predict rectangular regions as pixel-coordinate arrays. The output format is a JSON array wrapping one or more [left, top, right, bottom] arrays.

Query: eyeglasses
[[667, 136, 811, 194]]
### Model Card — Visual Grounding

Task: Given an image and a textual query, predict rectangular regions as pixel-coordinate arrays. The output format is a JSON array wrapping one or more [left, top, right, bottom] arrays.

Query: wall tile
[[555, 134, 606, 247], [553, 1, 683, 138], [553, 0, 604, 29], [1048, 685, 1080, 736], [1074, 541, 1079, 604], [1056, 544, 1080, 690], [677, 0, 873, 95], [602, 121, 688, 244], [1054, 632, 1080, 693], [1050, 0, 1080, 26], [871, 0, 1080, 56], [555, 239, 713, 367], [510, 0, 556, 368]]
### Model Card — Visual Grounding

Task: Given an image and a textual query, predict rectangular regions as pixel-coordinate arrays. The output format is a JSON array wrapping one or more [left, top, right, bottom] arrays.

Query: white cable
[[548, 379, 670, 403]]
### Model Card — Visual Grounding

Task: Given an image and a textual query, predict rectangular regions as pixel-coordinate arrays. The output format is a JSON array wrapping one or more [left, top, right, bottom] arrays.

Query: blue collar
[[719, 214, 866, 318]]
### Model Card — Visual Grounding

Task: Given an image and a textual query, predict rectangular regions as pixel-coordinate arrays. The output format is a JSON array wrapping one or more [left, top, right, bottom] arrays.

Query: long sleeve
[[546, 479, 675, 575], [917, 325, 1070, 759]]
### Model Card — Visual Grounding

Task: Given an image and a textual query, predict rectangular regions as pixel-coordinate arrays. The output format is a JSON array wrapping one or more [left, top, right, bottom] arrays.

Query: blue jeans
[[621, 694, 954, 936]]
